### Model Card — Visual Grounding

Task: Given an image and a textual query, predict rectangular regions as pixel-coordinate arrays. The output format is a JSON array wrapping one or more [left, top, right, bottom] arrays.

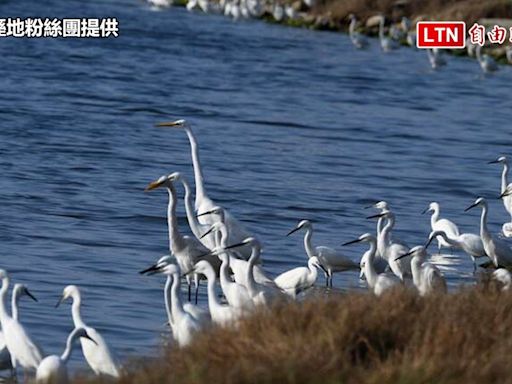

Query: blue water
[[1, 0, 512, 374]]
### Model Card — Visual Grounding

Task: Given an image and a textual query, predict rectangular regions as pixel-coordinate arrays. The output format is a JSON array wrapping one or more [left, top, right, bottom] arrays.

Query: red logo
[[416, 22, 466, 49]]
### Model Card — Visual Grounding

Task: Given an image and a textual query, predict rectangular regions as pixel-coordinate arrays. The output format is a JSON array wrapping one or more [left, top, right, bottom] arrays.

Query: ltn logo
[[417, 22, 466, 49]]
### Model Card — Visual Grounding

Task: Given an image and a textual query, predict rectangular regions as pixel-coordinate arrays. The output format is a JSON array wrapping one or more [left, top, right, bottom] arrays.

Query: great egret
[[56, 286, 120, 378], [427, 48, 447, 69], [465, 197, 512, 268], [367, 211, 411, 280], [274, 256, 324, 298], [0, 271, 42, 377], [397, 246, 446, 296], [198, 209, 275, 288], [188, 260, 242, 327], [145, 175, 216, 303], [224, 238, 284, 306], [156, 119, 254, 259], [143, 262, 206, 347], [423, 202, 460, 251], [343, 234, 401, 296], [425, 230, 488, 271], [364, 201, 392, 273], [35, 328, 95, 384], [140, 255, 210, 325], [287, 220, 358, 287], [347, 14, 369, 49], [492, 268, 511, 291], [489, 156, 512, 237], [476, 45, 498, 73], [378, 15, 398, 52]]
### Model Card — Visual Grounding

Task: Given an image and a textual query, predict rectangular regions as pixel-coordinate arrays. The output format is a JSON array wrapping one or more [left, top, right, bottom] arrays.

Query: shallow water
[[1, 0, 512, 373]]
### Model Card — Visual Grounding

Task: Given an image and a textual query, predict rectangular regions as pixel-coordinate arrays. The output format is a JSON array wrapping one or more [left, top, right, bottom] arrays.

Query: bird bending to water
[[274, 256, 325, 298], [287, 220, 358, 287], [397, 246, 446, 296], [425, 230, 488, 271], [476, 45, 498, 73], [492, 268, 512, 291], [423, 202, 460, 252], [348, 14, 369, 49], [56, 286, 120, 378], [343, 234, 401, 296], [465, 197, 512, 268], [36, 328, 95, 384], [156, 119, 254, 259]]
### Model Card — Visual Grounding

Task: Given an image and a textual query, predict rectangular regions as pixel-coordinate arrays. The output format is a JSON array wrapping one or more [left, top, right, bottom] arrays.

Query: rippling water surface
[[1, 0, 512, 371]]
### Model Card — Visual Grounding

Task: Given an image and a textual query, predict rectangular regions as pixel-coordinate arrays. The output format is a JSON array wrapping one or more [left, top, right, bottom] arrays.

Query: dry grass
[[75, 278, 512, 384]]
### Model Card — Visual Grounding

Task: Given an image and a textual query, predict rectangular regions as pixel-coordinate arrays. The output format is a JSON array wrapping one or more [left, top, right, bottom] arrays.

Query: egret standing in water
[[343, 234, 401, 296], [465, 197, 512, 268], [35, 328, 95, 384], [423, 202, 460, 252], [56, 286, 120, 378], [489, 156, 512, 237], [287, 220, 358, 287], [156, 119, 254, 259], [476, 45, 498, 73], [0, 270, 42, 378], [347, 14, 368, 49], [378, 15, 398, 52], [396, 246, 446, 296], [427, 48, 447, 69], [274, 256, 325, 298]]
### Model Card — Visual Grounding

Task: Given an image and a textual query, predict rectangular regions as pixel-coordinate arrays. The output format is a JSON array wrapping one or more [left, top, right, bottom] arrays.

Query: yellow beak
[[145, 179, 166, 192], [155, 120, 183, 127]]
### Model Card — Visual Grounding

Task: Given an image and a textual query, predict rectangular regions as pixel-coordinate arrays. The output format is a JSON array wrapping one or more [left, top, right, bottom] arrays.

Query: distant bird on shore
[[378, 15, 399, 52], [476, 45, 498, 74], [348, 14, 369, 49], [146, 0, 172, 9], [272, 3, 285, 22]]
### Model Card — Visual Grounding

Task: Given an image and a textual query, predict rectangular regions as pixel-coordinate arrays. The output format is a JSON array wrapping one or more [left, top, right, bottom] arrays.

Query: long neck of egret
[[71, 292, 86, 328], [61, 328, 81, 362], [169, 273, 186, 322], [365, 237, 378, 288], [184, 127, 207, 208], [166, 185, 186, 253], [0, 276, 10, 322], [303, 226, 315, 259], [11, 287, 22, 321], [502, 162, 509, 194], [430, 206, 440, 228], [179, 177, 206, 241]]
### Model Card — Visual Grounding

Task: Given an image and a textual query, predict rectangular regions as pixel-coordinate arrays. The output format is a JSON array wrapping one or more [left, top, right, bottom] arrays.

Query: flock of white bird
[[5, 119, 512, 383]]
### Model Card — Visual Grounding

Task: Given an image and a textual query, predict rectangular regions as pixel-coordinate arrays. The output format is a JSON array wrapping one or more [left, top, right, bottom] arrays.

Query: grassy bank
[[75, 276, 512, 384]]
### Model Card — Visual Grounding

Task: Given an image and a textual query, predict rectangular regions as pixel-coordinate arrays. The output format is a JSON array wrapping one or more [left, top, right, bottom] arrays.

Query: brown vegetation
[[73, 276, 512, 384]]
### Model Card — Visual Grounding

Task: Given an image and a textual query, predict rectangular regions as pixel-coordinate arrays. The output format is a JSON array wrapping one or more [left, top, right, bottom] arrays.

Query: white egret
[[466, 37, 476, 57], [56, 286, 120, 378], [156, 119, 254, 259], [364, 201, 391, 273], [272, 3, 285, 22], [189, 260, 242, 327], [140, 255, 210, 325], [427, 48, 447, 69], [142, 261, 207, 347], [198, 208, 275, 288], [423, 202, 460, 251], [0, 271, 42, 377], [367, 211, 411, 280], [35, 328, 95, 384], [492, 268, 511, 291], [186, 0, 198, 11], [401, 17, 416, 47], [343, 234, 401, 296], [378, 15, 398, 52], [426, 230, 488, 271], [348, 14, 369, 49], [287, 220, 358, 287], [224, 238, 284, 306], [489, 156, 512, 237], [476, 45, 498, 73], [274, 256, 325, 298], [145, 175, 219, 303], [397, 246, 447, 296], [465, 197, 512, 268], [506, 46, 512, 64], [146, 0, 172, 9]]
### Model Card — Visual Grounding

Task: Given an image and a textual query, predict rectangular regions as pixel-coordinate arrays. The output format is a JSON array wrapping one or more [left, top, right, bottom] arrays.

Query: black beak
[[200, 226, 215, 239], [421, 208, 429, 214], [82, 333, 98, 345], [342, 238, 362, 246], [396, 250, 413, 261], [25, 289, 38, 303], [139, 263, 161, 275], [55, 295, 64, 308], [224, 241, 247, 250], [286, 227, 301, 237], [424, 237, 434, 249], [318, 263, 328, 275], [499, 190, 512, 199], [366, 213, 385, 220], [488, 160, 500, 164], [464, 202, 478, 212], [197, 209, 217, 217]]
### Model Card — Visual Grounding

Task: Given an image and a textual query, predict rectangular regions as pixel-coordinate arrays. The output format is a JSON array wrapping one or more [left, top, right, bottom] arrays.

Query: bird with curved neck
[[465, 197, 512, 268], [274, 256, 324, 298], [199, 208, 275, 288], [343, 233, 401, 296], [367, 211, 411, 280], [423, 202, 460, 252], [0, 270, 42, 378], [396, 246, 446, 296], [156, 119, 255, 259], [35, 328, 96, 384], [56, 285, 120, 378], [489, 156, 512, 237], [347, 14, 368, 49], [223, 237, 283, 306], [426, 230, 488, 272], [378, 15, 398, 52], [476, 45, 498, 74], [287, 220, 358, 287], [146, 174, 213, 303], [364, 201, 392, 273]]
